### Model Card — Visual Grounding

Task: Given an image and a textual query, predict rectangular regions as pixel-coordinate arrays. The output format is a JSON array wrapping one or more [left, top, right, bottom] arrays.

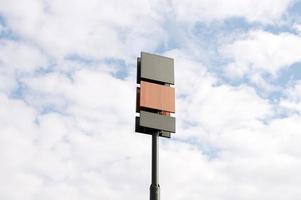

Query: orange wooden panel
[[140, 81, 175, 113]]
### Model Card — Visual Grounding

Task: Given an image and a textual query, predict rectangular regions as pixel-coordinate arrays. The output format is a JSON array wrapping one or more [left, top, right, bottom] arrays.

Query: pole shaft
[[150, 131, 160, 200], [152, 131, 158, 185]]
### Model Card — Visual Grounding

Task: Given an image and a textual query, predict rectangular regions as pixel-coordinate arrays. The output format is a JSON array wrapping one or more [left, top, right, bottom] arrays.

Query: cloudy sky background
[[1, 0, 301, 199]]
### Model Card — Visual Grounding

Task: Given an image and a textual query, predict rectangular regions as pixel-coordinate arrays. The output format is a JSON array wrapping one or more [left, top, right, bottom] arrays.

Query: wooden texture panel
[[140, 81, 175, 113]]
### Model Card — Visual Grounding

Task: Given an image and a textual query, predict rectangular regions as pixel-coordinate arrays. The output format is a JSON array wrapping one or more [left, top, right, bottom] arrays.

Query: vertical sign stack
[[135, 52, 175, 200], [135, 52, 176, 137]]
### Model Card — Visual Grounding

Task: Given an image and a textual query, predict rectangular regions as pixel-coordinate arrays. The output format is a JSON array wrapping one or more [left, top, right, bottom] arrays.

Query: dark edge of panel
[[139, 107, 161, 114], [139, 77, 167, 86], [135, 117, 171, 138], [136, 87, 140, 113], [136, 57, 141, 84]]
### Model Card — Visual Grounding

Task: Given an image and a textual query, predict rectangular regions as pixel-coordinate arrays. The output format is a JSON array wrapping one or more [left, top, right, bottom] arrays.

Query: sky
[[0, 0, 301, 200]]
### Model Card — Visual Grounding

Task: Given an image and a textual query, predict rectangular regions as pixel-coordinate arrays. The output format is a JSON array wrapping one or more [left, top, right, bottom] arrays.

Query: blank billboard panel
[[139, 111, 175, 133], [140, 52, 174, 84]]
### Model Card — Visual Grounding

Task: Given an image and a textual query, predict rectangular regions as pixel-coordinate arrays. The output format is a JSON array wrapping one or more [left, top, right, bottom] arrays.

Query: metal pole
[[150, 131, 160, 200]]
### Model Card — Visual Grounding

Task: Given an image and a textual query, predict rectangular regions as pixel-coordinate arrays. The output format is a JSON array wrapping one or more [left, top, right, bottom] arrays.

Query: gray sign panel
[[135, 117, 171, 138], [139, 111, 175, 133], [140, 52, 174, 84]]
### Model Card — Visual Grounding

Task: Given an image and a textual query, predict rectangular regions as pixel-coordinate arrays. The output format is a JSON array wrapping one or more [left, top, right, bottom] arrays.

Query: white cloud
[[161, 114, 301, 200], [168, 51, 271, 137], [0, 39, 47, 93], [0, 71, 150, 200], [0, 94, 40, 199], [293, 23, 301, 34], [0, 40, 47, 71], [171, 0, 294, 23], [220, 30, 301, 78], [0, 0, 166, 61], [1, 52, 301, 200], [0, 0, 295, 64], [0, 23, 5, 33], [280, 81, 301, 113], [161, 53, 301, 200], [1, 0, 301, 200]]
